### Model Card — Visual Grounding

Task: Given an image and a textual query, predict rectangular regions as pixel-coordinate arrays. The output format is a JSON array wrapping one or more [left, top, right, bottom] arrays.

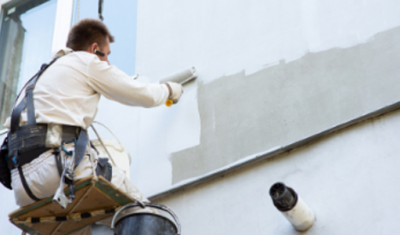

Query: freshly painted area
[[154, 108, 400, 234], [135, 0, 400, 191], [170, 26, 400, 182]]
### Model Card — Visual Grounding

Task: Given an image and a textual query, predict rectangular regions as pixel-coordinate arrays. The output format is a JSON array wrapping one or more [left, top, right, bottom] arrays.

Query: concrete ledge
[[149, 99, 400, 201]]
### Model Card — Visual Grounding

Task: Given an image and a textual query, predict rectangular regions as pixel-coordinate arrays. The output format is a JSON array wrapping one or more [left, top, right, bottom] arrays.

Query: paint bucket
[[111, 203, 181, 235], [91, 139, 131, 179]]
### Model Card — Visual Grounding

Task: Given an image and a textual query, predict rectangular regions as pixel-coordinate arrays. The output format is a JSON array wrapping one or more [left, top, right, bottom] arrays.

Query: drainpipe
[[269, 182, 315, 231]]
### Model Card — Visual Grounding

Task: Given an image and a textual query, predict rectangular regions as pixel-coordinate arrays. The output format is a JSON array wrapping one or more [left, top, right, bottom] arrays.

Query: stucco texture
[[171, 26, 400, 182]]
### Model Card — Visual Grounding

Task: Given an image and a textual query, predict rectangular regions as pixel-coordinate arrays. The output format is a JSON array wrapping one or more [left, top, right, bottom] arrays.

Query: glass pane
[[0, 0, 57, 129], [75, 0, 137, 75]]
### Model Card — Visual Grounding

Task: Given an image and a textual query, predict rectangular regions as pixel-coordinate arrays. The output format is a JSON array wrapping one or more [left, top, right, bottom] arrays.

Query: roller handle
[[164, 82, 175, 107], [164, 76, 196, 107], [166, 99, 174, 107], [163, 67, 197, 107]]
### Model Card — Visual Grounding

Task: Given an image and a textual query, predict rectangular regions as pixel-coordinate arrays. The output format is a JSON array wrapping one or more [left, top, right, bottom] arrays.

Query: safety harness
[[7, 57, 89, 202]]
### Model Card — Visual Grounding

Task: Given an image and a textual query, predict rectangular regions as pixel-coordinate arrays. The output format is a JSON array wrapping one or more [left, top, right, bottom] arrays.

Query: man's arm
[[86, 57, 182, 107]]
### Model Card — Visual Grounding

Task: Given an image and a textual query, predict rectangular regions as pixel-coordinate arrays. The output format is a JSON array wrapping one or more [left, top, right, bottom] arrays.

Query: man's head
[[66, 18, 114, 64]]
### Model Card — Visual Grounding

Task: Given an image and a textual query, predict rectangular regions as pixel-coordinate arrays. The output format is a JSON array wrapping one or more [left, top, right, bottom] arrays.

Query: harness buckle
[[12, 154, 19, 168], [53, 147, 76, 209]]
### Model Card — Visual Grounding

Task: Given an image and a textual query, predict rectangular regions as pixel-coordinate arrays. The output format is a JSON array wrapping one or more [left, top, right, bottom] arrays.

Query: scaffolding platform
[[9, 176, 135, 235]]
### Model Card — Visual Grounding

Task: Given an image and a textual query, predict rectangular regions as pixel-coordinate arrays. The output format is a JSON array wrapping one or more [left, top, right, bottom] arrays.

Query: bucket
[[111, 203, 181, 235], [91, 139, 131, 179]]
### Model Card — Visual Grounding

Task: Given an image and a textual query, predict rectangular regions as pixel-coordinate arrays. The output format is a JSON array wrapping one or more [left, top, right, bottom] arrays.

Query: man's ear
[[88, 42, 99, 54]]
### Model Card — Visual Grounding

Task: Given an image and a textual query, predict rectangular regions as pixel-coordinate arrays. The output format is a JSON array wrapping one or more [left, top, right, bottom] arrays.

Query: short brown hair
[[66, 18, 114, 51]]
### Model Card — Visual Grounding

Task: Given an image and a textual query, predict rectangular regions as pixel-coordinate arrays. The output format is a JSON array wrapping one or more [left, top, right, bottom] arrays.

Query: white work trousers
[[11, 143, 148, 235]]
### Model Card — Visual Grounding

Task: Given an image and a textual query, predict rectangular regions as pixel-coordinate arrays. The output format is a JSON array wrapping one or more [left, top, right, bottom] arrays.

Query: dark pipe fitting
[[269, 182, 298, 212]]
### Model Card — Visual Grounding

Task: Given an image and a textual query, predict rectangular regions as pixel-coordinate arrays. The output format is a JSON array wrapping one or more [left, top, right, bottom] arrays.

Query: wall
[[154, 108, 400, 234], [1, 0, 400, 233], [133, 0, 400, 197]]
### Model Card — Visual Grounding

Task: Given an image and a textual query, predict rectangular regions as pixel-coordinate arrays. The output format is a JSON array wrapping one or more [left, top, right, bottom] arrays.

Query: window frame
[[0, 0, 73, 132]]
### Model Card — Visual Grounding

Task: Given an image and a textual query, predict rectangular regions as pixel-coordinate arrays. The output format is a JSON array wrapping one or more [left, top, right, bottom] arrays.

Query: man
[[4, 19, 183, 234]]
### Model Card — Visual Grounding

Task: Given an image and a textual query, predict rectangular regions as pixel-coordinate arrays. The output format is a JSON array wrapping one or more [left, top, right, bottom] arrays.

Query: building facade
[[1, 0, 400, 234]]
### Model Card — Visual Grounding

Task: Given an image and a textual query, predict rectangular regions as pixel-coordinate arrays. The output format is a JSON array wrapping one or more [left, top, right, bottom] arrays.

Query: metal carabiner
[[52, 146, 77, 209]]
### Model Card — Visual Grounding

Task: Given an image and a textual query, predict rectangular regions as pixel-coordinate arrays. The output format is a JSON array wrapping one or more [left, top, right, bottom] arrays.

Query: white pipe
[[280, 196, 315, 231], [270, 182, 315, 232]]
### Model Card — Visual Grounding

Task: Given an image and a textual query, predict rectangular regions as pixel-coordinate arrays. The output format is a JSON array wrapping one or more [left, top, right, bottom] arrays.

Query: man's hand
[[164, 82, 184, 106]]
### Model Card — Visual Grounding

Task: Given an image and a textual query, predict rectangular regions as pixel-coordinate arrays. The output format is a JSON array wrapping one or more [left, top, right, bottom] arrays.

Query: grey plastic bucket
[[111, 203, 181, 235]]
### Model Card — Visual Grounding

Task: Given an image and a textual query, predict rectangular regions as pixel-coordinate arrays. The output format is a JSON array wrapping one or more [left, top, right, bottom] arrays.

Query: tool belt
[[7, 124, 89, 202], [7, 124, 82, 170]]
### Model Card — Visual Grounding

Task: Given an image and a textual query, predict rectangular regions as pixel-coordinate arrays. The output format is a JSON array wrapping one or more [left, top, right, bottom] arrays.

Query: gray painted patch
[[171, 26, 400, 183]]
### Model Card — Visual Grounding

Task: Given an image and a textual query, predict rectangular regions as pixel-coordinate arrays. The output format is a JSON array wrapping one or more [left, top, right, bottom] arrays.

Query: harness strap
[[10, 58, 58, 134], [53, 149, 63, 177], [25, 87, 36, 126], [17, 161, 40, 201], [10, 99, 27, 134], [74, 130, 89, 169]]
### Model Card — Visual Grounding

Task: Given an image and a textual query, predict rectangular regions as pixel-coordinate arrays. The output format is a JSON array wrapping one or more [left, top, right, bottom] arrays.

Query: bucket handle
[[111, 202, 181, 235]]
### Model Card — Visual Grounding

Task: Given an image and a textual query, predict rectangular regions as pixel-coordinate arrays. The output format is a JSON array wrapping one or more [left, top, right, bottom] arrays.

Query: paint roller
[[160, 67, 197, 107]]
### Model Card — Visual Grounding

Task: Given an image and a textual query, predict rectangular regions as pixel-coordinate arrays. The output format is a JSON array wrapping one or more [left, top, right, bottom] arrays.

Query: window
[[0, 0, 57, 129], [76, 0, 137, 75]]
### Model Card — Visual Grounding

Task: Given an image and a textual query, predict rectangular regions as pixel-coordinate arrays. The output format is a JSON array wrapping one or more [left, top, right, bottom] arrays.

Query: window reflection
[[77, 0, 137, 75], [0, 0, 57, 129]]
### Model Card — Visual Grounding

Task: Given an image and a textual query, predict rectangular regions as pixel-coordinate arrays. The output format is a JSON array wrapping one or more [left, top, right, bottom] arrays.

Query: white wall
[[136, 0, 400, 81], [1, 0, 400, 233], [154, 108, 400, 234], [132, 0, 400, 196]]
